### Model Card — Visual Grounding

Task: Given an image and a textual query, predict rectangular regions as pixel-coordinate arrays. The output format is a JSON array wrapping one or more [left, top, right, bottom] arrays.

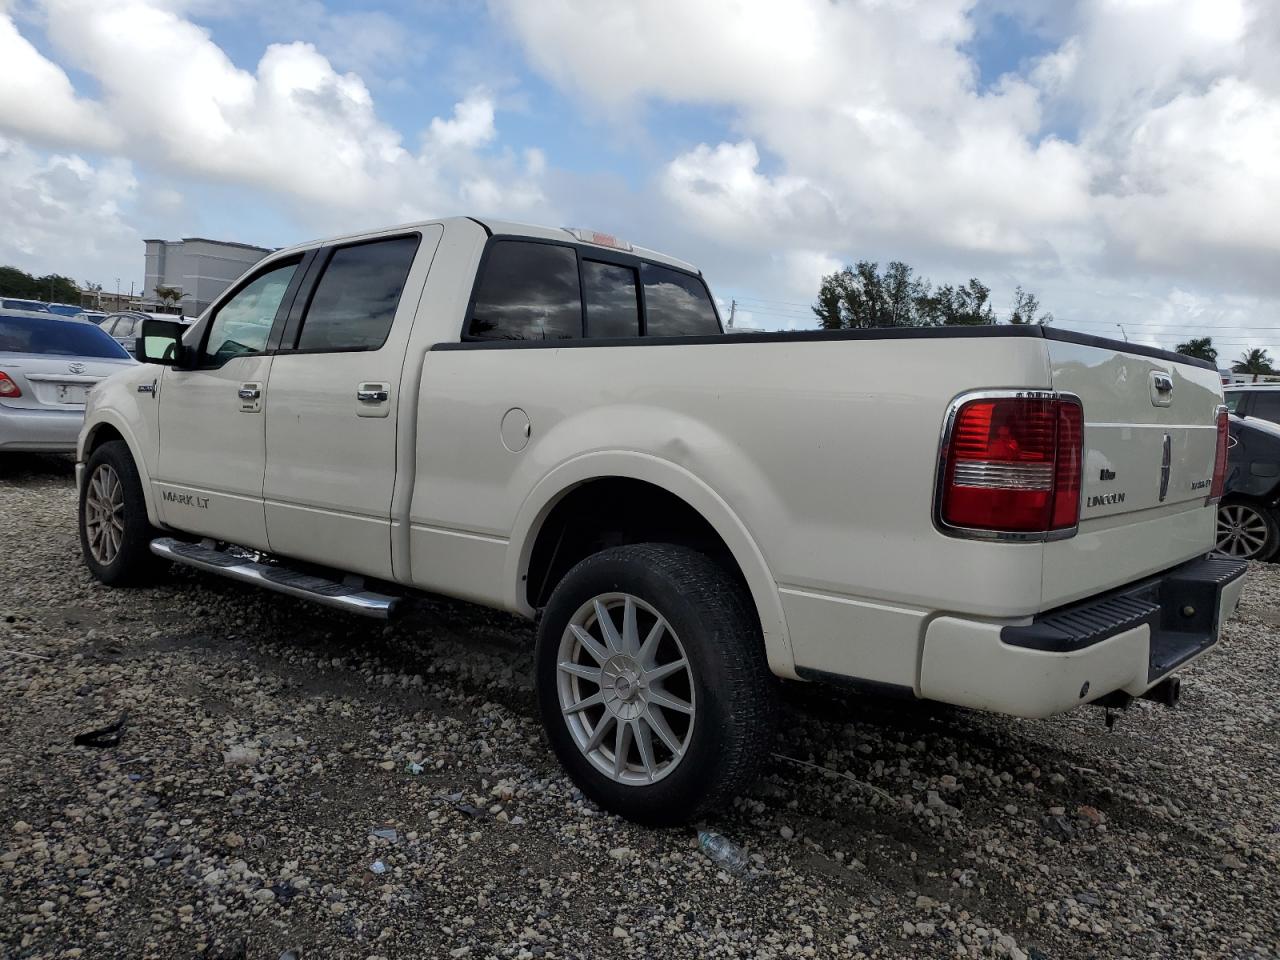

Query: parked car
[[1, 298, 52, 312], [98, 312, 150, 354], [76, 217, 1244, 824], [1224, 383, 1280, 426], [0, 311, 135, 453], [46, 303, 88, 319], [1214, 413, 1280, 560]]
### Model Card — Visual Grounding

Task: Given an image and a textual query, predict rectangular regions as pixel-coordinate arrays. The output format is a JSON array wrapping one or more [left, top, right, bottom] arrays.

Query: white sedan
[[0, 310, 136, 453]]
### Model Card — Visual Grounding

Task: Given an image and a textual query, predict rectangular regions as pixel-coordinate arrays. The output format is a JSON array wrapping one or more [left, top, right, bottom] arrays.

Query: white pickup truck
[[77, 216, 1245, 824]]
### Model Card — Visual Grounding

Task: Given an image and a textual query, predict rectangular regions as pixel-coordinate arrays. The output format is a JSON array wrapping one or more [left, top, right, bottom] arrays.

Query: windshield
[[0, 313, 132, 359], [2, 299, 51, 312]]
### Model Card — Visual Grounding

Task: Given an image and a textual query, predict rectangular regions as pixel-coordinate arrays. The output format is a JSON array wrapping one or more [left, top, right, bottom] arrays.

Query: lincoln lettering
[[1087, 492, 1126, 507]]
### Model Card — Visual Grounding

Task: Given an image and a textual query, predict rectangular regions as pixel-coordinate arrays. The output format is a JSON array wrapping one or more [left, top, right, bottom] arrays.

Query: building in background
[[142, 237, 272, 317]]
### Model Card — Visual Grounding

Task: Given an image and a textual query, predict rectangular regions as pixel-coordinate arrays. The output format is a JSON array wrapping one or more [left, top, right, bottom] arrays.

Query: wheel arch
[[507, 452, 795, 679], [81, 415, 162, 526]]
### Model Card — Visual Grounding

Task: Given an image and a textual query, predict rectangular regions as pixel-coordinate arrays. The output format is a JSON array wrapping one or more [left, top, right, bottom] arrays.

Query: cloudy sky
[[1, 0, 1278, 357]]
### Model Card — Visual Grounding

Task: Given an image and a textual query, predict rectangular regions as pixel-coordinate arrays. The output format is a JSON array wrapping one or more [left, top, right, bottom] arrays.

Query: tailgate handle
[[1153, 373, 1173, 393]]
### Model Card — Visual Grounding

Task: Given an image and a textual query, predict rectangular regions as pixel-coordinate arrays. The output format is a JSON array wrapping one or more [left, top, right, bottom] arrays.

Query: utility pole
[[728, 299, 736, 329], [116, 278, 121, 312]]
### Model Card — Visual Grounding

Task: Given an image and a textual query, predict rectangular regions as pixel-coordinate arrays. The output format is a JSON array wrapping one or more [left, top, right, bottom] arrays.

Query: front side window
[[294, 235, 420, 352], [468, 241, 581, 340], [583, 260, 639, 338], [642, 264, 721, 337], [203, 259, 299, 363]]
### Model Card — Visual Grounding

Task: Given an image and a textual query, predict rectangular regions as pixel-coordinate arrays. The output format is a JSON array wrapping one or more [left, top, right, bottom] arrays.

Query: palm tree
[[154, 284, 184, 314], [1233, 348, 1274, 381], [1175, 336, 1217, 364]]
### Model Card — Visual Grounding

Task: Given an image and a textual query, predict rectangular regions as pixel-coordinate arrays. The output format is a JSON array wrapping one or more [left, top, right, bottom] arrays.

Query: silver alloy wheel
[[556, 593, 696, 785], [84, 463, 125, 565], [1216, 502, 1271, 558]]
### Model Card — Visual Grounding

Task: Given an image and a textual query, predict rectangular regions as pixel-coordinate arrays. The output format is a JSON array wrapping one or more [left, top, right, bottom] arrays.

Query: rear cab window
[[465, 238, 722, 341], [641, 263, 721, 336]]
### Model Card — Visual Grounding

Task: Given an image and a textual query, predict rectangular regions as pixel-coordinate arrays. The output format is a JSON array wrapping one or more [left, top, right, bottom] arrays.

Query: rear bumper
[[919, 556, 1247, 718], [0, 406, 84, 452]]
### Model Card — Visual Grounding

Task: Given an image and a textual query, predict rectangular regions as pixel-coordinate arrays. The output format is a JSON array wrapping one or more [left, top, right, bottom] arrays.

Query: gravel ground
[[2, 455, 1278, 960]]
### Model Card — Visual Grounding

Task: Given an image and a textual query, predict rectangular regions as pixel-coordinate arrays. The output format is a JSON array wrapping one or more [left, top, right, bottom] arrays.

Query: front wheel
[[79, 440, 165, 585], [535, 543, 777, 825], [1215, 498, 1280, 561]]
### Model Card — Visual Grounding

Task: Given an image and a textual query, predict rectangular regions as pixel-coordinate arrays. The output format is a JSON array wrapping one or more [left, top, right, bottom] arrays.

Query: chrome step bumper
[[150, 537, 398, 619]]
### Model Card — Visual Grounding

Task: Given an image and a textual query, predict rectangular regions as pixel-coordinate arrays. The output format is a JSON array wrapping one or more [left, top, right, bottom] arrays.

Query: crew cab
[[76, 217, 1245, 824]]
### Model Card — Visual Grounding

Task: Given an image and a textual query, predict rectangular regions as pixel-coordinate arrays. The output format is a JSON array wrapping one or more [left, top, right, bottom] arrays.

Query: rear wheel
[[1215, 498, 1280, 561], [79, 440, 165, 585], [535, 543, 777, 825]]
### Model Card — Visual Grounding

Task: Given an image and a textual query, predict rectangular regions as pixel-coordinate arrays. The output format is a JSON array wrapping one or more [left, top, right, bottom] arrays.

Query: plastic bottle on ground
[[698, 830, 749, 874]]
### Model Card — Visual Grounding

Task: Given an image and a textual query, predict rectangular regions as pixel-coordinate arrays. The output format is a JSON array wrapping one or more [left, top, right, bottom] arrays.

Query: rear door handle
[[238, 381, 263, 413]]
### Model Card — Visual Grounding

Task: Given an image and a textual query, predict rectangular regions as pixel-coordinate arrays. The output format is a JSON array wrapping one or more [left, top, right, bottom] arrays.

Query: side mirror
[[137, 318, 191, 367]]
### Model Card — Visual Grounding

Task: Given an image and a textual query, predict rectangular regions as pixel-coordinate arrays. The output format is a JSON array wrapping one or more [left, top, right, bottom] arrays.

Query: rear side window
[[642, 264, 720, 337], [1224, 392, 1245, 414], [295, 235, 420, 352], [583, 261, 639, 338], [468, 241, 581, 340], [1249, 392, 1280, 424], [0, 315, 130, 359]]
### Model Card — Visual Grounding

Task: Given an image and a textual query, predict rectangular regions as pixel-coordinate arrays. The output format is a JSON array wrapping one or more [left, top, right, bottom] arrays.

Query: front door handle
[[238, 386, 261, 401], [356, 382, 391, 419]]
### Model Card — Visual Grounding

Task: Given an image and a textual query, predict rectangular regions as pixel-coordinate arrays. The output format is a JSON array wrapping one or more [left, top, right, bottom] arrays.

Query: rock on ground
[[2, 454, 1278, 959]]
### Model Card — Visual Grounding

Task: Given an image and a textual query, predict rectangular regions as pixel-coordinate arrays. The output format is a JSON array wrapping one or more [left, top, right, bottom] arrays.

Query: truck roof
[[271, 216, 700, 275]]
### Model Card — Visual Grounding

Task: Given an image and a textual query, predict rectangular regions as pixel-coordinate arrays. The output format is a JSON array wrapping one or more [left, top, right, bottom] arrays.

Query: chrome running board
[[150, 537, 398, 619]]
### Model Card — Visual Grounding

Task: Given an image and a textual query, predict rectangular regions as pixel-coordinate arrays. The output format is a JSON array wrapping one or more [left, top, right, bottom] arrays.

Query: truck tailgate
[[1041, 337, 1223, 608]]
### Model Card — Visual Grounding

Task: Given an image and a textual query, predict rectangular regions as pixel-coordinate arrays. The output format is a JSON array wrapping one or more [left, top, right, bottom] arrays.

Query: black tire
[[1215, 497, 1280, 562], [79, 440, 165, 586], [535, 543, 777, 825]]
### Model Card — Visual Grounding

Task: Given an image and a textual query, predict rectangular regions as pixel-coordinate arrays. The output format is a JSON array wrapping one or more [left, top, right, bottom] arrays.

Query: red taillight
[[0, 371, 20, 398], [939, 394, 1084, 536], [1209, 406, 1229, 502]]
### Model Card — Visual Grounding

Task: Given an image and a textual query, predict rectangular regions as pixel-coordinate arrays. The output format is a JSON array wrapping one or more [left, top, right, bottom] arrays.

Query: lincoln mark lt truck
[[76, 217, 1245, 824]]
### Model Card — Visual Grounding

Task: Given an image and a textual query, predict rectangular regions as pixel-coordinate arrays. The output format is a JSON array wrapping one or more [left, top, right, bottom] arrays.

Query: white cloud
[[0, 0, 551, 228], [496, 0, 1280, 339], [0, 136, 142, 284], [0, 11, 119, 150], [428, 92, 497, 150]]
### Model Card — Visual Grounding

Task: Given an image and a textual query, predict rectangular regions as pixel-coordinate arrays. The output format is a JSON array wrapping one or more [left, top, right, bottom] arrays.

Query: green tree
[[812, 275, 844, 329], [1233, 348, 1274, 377], [811, 260, 935, 329], [921, 279, 996, 326], [1009, 285, 1053, 325], [1174, 337, 1218, 364], [0, 265, 79, 303]]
